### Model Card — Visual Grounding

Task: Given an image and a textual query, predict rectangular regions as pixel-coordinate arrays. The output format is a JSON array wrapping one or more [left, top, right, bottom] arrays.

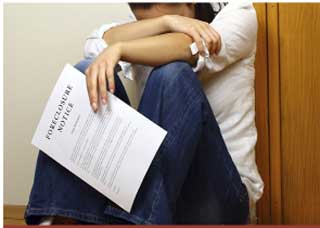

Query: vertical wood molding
[[266, 3, 282, 224], [279, 4, 320, 224], [253, 3, 271, 224]]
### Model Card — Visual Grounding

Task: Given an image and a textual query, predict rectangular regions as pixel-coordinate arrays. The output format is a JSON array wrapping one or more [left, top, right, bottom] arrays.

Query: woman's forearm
[[118, 32, 197, 66], [103, 16, 169, 45]]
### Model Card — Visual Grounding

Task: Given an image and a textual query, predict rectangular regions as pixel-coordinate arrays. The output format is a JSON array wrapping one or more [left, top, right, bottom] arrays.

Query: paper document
[[32, 64, 167, 212]]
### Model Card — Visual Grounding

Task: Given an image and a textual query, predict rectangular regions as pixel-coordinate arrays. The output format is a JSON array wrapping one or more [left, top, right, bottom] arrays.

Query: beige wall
[[4, 3, 137, 205]]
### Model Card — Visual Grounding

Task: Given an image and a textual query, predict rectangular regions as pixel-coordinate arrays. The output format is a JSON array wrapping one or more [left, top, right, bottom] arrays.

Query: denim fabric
[[24, 59, 249, 225]]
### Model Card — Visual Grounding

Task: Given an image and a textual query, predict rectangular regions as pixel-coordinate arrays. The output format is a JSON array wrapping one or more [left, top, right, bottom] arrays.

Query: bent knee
[[149, 61, 197, 87]]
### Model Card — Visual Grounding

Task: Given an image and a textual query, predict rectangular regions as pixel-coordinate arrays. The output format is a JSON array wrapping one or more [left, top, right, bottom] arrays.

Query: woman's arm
[[103, 15, 221, 56], [85, 32, 197, 112], [103, 16, 168, 45], [120, 32, 197, 66]]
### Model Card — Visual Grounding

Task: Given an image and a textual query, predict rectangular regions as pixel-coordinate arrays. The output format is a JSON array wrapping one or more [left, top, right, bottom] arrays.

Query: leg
[[141, 61, 248, 224], [24, 59, 132, 225], [103, 61, 248, 224]]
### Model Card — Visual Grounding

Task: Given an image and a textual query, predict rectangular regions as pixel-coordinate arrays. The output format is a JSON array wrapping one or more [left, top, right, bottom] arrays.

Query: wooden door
[[278, 4, 320, 224], [254, 3, 320, 224]]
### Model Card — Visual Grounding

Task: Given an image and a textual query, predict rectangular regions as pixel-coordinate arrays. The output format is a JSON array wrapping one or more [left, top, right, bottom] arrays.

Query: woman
[[25, 2, 263, 225]]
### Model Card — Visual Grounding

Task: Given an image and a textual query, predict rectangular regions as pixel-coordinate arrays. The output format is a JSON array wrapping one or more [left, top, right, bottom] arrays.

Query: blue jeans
[[24, 59, 249, 225]]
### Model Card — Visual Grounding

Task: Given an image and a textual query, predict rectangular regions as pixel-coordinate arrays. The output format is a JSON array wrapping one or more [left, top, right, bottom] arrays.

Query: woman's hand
[[163, 15, 221, 56], [85, 43, 122, 112]]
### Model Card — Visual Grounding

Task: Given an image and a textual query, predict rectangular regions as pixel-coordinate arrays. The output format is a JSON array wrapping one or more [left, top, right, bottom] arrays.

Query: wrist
[[114, 42, 124, 58]]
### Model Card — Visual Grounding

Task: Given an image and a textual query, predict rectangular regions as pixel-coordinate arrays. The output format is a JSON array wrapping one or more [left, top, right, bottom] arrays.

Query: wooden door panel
[[279, 3, 320, 224], [253, 3, 271, 224]]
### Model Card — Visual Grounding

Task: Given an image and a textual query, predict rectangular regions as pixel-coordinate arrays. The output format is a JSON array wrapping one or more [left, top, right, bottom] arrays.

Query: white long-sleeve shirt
[[83, 1, 264, 209]]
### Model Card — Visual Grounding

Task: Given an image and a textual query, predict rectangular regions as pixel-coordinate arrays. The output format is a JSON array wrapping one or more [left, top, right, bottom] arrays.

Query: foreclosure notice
[[32, 64, 167, 212]]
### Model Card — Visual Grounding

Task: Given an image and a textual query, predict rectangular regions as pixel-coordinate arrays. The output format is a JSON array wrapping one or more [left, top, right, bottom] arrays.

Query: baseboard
[[3, 205, 26, 220]]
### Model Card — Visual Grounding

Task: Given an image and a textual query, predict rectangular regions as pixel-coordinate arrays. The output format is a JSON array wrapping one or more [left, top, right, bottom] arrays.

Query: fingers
[[98, 63, 108, 105], [212, 29, 221, 54], [201, 24, 216, 55], [178, 17, 221, 56], [85, 65, 99, 112], [199, 25, 214, 56], [198, 22, 221, 56], [189, 23, 221, 57], [207, 26, 221, 54], [202, 23, 221, 55], [188, 26, 205, 56], [85, 61, 115, 112], [106, 64, 115, 94]]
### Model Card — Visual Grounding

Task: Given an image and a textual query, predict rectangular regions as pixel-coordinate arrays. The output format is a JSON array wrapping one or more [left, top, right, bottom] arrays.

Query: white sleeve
[[192, 2, 258, 73], [83, 23, 134, 80]]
